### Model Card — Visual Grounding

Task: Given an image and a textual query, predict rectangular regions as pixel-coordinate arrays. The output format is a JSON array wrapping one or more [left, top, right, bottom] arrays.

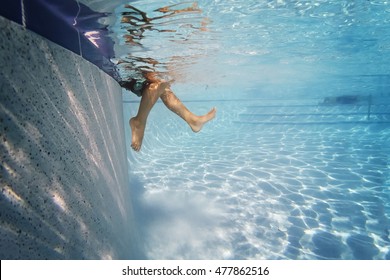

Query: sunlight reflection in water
[[117, 0, 390, 260], [126, 98, 390, 259]]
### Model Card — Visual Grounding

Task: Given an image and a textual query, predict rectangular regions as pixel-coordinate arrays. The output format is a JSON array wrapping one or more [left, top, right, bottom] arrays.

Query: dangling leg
[[160, 88, 216, 132], [130, 82, 168, 151]]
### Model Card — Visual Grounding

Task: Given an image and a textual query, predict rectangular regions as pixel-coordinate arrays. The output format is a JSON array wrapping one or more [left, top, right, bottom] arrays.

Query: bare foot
[[129, 117, 145, 151], [190, 107, 217, 132]]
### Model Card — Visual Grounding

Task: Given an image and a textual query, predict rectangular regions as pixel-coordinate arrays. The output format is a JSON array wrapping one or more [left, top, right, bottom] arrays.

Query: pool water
[[118, 0, 390, 259], [124, 96, 390, 259]]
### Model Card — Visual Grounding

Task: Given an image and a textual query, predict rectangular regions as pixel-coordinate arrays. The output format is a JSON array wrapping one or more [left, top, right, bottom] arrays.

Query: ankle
[[130, 117, 139, 125]]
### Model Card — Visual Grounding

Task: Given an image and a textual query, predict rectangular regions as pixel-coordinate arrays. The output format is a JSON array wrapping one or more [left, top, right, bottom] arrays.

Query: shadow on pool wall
[[0, 17, 142, 259]]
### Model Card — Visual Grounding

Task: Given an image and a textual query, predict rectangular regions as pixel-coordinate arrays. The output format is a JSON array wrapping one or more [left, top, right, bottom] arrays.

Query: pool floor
[[126, 98, 390, 259]]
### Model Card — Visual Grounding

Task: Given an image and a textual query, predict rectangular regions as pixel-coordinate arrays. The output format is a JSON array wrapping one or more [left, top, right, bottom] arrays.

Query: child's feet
[[129, 117, 145, 152], [189, 107, 217, 132]]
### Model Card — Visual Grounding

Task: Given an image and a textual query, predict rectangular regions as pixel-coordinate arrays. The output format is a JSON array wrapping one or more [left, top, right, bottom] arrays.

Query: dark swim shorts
[[119, 79, 149, 97]]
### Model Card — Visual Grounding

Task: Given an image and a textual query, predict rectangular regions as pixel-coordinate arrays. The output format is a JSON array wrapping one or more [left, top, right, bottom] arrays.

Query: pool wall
[[0, 16, 141, 259]]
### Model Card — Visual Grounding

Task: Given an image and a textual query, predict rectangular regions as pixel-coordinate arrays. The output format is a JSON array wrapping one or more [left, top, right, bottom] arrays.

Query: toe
[[132, 143, 140, 152]]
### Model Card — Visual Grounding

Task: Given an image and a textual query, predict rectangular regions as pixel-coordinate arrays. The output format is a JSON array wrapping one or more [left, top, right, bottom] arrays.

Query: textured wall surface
[[0, 16, 140, 259]]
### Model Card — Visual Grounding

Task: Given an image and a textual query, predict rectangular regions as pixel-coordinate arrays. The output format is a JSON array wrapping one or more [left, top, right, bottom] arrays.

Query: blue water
[[117, 1, 390, 259]]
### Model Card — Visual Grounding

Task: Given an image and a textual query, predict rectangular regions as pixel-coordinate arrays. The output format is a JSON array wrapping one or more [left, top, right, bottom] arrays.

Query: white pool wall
[[0, 16, 141, 259]]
